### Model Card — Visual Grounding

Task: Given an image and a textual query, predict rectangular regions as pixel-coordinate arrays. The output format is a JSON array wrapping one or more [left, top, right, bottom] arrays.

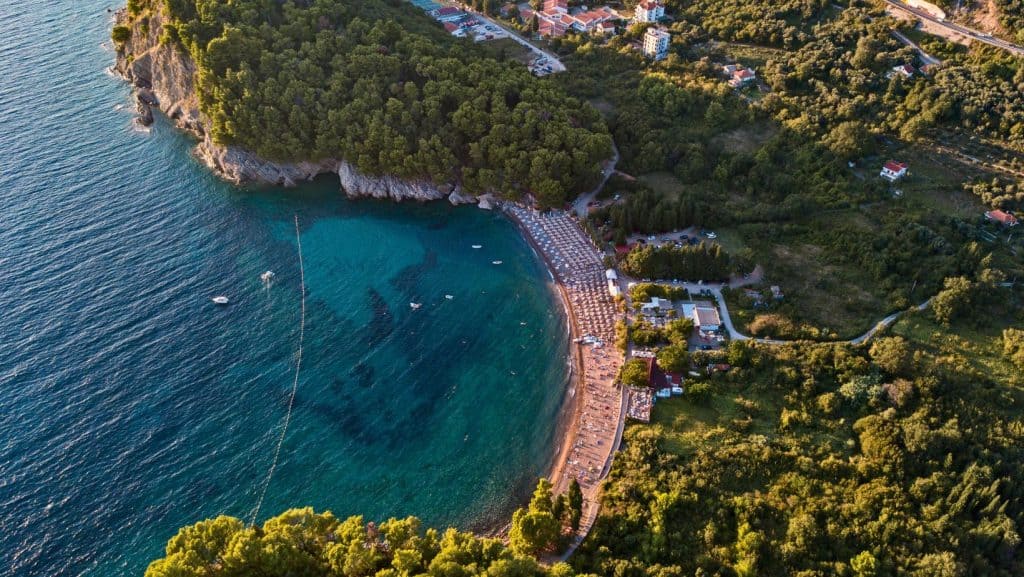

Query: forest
[[118, 0, 612, 207], [145, 479, 588, 577], [574, 286, 1024, 576]]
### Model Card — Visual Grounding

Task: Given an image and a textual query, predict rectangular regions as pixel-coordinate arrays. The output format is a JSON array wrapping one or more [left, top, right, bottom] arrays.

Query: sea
[[0, 2, 571, 576]]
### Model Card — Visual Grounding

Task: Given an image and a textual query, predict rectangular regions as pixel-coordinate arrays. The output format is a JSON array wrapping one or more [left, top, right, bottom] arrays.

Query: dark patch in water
[[389, 250, 437, 293], [352, 361, 375, 389], [362, 289, 393, 348]]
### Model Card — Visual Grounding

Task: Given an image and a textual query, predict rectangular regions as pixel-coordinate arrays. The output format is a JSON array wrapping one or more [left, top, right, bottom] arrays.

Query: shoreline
[[503, 208, 588, 495], [501, 204, 626, 553]]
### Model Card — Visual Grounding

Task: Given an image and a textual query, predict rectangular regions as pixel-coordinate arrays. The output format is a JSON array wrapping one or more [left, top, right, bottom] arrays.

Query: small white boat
[[445, 295, 454, 300], [472, 245, 482, 249], [212, 296, 229, 305], [260, 270, 275, 283], [410, 302, 422, 310], [492, 260, 503, 265]]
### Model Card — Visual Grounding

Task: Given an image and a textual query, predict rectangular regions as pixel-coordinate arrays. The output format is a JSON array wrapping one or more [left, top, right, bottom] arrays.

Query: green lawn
[[647, 385, 781, 456], [890, 310, 1024, 389]]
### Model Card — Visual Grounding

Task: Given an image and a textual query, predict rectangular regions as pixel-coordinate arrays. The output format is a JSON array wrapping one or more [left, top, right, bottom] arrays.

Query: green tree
[[1002, 328, 1024, 369], [870, 336, 911, 376], [851, 551, 879, 577], [111, 25, 132, 44], [567, 479, 583, 531], [932, 276, 975, 326], [657, 343, 690, 373], [509, 481, 560, 557], [619, 358, 649, 387]]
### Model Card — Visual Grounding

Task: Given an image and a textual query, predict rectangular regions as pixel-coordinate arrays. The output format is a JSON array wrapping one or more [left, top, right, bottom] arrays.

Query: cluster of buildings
[[636, 293, 724, 341], [520, 0, 620, 37]]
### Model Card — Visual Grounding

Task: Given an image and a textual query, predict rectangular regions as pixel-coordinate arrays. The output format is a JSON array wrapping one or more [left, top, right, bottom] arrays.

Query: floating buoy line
[[249, 215, 305, 526]]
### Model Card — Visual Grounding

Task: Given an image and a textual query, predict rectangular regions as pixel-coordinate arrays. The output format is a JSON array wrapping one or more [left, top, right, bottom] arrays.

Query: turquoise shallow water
[[0, 3, 569, 576]]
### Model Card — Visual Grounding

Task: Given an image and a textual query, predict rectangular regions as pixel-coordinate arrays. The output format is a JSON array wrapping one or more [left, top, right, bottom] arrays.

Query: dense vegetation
[[551, 0, 1024, 336], [121, 0, 612, 207], [144, 508, 576, 577], [575, 286, 1024, 576], [621, 243, 731, 282]]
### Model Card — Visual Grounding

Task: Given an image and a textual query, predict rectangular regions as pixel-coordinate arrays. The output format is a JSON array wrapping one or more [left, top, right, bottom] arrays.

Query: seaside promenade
[[504, 205, 625, 556]]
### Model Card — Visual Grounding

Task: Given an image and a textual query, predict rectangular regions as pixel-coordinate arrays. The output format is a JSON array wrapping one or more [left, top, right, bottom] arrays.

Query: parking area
[[468, 22, 508, 42], [627, 227, 719, 249]]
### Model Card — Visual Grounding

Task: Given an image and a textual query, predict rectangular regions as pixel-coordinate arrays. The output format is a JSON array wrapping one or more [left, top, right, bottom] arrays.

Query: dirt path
[[573, 142, 620, 219]]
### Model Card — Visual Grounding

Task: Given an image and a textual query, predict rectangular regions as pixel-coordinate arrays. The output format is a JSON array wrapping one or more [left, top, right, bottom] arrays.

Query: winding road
[[573, 142, 620, 218], [660, 279, 932, 346]]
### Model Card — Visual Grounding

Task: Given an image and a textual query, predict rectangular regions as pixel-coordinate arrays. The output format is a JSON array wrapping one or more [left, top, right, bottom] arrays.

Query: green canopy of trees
[[145, 508, 580, 577], [621, 243, 731, 281], [125, 0, 612, 207], [573, 335, 1024, 577]]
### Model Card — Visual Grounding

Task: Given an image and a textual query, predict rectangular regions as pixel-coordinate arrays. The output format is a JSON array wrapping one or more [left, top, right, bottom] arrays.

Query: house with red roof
[[880, 161, 908, 181], [534, 2, 619, 36], [985, 209, 1020, 227], [723, 64, 756, 88], [634, 0, 665, 23], [891, 64, 916, 79]]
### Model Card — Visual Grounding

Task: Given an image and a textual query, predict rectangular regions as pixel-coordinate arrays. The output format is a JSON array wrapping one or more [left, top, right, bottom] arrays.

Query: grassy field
[[698, 41, 789, 68], [708, 122, 777, 155], [644, 383, 782, 456], [890, 310, 1024, 389]]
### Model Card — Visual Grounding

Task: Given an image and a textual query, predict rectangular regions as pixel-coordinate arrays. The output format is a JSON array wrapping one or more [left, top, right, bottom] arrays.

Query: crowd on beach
[[505, 205, 625, 542]]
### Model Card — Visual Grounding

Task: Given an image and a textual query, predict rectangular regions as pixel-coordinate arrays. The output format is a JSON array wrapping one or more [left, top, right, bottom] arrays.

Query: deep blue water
[[0, 3, 570, 576]]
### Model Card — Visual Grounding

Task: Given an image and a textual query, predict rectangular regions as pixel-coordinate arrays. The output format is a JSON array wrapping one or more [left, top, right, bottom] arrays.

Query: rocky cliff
[[112, 9, 483, 206]]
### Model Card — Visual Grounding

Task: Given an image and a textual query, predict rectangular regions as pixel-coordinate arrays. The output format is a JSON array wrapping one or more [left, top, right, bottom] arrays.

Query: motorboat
[[492, 260, 503, 265], [260, 270, 275, 283], [445, 295, 454, 300], [410, 302, 422, 310], [212, 296, 229, 305], [472, 245, 482, 249]]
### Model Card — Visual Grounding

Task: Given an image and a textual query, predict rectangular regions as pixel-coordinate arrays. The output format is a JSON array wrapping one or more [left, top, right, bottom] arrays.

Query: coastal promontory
[[112, 0, 613, 205]]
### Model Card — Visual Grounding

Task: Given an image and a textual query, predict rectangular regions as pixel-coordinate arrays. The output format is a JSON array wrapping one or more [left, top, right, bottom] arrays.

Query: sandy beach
[[504, 205, 626, 550]]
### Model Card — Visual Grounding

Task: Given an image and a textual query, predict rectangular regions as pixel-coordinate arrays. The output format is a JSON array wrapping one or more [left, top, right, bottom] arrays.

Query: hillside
[[112, 0, 613, 207]]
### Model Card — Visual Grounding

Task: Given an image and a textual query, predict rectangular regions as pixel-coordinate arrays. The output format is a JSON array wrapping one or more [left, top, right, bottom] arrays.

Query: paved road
[[891, 30, 942, 66], [885, 0, 1024, 55], [458, 5, 566, 72], [655, 279, 932, 346]]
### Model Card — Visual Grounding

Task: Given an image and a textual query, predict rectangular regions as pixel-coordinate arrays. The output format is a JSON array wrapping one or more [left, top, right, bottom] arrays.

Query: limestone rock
[[477, 193, 497, 210]]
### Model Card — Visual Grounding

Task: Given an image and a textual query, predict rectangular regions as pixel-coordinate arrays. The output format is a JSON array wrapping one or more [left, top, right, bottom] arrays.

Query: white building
[[634, 0, 664, 23], [692, 306, 721, 332], [880, 161, 908, 181], [643, 27, 670, 61], [641, 297, 671, 315]]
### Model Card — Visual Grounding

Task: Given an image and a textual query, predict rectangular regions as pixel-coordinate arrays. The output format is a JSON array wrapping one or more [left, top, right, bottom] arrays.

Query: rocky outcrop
[[194, 138, 336, 187], [476, 193, 497, 210], [337, 161, 451, 202], [112, 8, 484, 206], [114, 9, 203, 135]]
